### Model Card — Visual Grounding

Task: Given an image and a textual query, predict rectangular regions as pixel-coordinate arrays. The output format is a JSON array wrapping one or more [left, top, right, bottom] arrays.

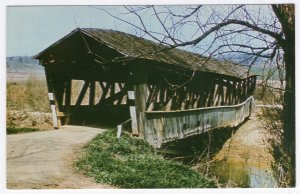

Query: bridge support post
[[44, 66, 61, 129], [132, 65, 149, 140]]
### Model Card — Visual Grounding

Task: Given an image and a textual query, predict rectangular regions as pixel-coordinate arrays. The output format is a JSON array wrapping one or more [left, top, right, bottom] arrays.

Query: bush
[[75, 130, 215, 188]]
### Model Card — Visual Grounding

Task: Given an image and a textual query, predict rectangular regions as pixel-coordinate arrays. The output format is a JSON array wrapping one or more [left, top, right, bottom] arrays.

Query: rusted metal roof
[[34, 28, 255, 79]]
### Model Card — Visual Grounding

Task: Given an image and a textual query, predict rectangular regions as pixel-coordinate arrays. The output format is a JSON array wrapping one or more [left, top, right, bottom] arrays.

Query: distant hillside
[[7, 56, 45, 81], [216, 54, 285, 81], [249, 65, 285, 81], [216, 53, 268, 65], [6, 55, 284, 82], [7, 56, 39, 65]]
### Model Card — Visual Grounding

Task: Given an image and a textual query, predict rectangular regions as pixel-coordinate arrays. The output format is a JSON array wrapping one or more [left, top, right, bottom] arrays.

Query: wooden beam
[[75, 81, 90, 107], [101, 84, 129, 105], [99, 81, 105, 90], [99, 82, 111, 103], [53, 78, 65, 110], [147, 86, 160, 111], [110, 82, 115, 97], [207, 82, 216, 107], [64, 79, 72, 125], [89, 81, 95, 105], [118, 82, 124, 90], [221, 86, 225, 105], [65, 79, 72, 107], [44, 66, 61, 129], [132, 66, 148, 140]]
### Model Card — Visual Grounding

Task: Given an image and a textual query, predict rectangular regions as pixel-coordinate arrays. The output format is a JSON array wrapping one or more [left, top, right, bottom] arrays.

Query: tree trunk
[[282, 34, 295, 186], [272, 4, 295, 186]]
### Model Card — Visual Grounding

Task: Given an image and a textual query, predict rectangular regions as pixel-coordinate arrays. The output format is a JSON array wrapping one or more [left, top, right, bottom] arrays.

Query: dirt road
[[6, 125, 114, 189]]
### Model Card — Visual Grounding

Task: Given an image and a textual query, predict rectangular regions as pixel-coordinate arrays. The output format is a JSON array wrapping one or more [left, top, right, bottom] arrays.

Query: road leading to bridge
[[6, 125, 114, 189]]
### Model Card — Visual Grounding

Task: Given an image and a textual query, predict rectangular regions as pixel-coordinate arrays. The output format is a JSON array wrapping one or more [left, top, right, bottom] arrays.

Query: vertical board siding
[[145, 96, 254, 147]]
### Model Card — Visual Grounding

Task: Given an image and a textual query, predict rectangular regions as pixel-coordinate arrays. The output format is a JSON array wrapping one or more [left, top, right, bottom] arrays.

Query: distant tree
[[100, 4, 295, 185]]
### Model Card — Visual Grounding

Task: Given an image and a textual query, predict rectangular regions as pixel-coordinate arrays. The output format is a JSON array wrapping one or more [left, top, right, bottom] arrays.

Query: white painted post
[[128, 91, 138, 135], [48, 93, 58, 128], [117, 125, 122, 139]]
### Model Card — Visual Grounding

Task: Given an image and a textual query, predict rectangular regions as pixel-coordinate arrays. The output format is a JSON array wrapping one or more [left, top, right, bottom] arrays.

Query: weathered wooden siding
[[144, 96, 254, 148]]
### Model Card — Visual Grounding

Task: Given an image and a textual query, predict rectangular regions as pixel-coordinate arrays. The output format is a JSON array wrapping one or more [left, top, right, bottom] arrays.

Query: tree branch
[[173, 19, 284, 47]]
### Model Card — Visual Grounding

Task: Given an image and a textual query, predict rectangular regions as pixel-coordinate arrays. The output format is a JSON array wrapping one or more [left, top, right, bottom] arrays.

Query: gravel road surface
[[7, 125, 114, 189]]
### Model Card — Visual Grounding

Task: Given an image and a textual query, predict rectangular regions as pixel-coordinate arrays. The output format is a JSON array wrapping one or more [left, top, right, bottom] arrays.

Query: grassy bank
[[75, 130, 215, 188]]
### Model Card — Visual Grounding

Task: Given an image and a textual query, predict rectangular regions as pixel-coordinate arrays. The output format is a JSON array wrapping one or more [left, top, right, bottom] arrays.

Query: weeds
[[259, 107, 292, 187], [256, 80, 293, 187], [75, 130, 215, 188], [7, 127, 39, 134]]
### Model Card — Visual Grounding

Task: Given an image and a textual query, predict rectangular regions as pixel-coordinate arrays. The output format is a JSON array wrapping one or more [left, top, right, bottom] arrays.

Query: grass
[[7, 76, 50, 112], [75, 130, 215, 188], [7, 127, 39, 134]]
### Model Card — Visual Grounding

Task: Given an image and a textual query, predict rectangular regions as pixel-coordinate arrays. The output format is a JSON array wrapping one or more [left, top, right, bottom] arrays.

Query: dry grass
[[255, 80, 293, 187], [7, 76, 50, 112]]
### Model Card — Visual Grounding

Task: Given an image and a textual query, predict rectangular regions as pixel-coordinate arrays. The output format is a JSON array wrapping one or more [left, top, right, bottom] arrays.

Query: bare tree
[[97, 4, 295, 185]]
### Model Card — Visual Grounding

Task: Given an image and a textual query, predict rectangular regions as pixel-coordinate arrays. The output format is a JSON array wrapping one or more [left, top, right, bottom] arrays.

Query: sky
[[6, 4, 280, 58], [6, 6, 133, 56], [6, 5, 209, 57]]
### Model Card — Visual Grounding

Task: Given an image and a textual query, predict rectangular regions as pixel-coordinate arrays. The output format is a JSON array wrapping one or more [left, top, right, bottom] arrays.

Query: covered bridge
[[34, 28, 256, 148]]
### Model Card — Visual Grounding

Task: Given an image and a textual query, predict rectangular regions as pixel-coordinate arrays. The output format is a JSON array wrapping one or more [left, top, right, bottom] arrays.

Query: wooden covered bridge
[[34, 28, 256, 148]]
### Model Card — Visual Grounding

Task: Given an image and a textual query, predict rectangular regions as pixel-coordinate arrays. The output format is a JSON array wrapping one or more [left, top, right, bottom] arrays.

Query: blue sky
[[5, 5, 278, 58], [5, 5, 228, 57], [6, 6, 137, 56]]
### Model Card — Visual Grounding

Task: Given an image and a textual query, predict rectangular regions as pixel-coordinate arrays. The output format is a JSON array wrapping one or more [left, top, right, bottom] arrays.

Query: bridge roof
[[34, 28, 255, 80]]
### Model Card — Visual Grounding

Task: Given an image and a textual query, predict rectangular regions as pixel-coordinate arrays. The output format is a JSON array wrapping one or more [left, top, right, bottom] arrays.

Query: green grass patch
[[75, 130, 215, 188], [7, 127, 39, 134]]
